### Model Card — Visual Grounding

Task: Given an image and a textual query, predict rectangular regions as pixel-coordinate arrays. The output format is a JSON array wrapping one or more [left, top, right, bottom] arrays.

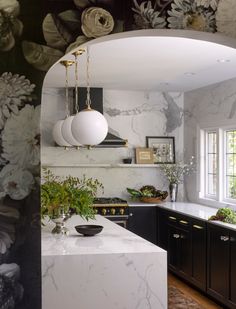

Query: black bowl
[[75, 225, 103, 236], [123, 158, 132, 164]]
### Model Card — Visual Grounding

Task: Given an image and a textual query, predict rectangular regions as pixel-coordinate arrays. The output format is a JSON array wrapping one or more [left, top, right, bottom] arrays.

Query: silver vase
[[169, 183, 178, 202], [51, 208, 71, 235]]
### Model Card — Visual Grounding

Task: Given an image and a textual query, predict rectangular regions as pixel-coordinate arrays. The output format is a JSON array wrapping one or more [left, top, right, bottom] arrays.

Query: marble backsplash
[[41, 88, 184, 198]]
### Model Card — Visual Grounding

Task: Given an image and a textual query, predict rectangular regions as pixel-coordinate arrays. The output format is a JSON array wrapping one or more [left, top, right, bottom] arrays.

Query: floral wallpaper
[[0, 0, 235, 308]]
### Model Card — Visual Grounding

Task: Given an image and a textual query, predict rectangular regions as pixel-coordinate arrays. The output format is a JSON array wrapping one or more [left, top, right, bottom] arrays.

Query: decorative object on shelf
[[135, 147, 154, 164], [127, 186, 168, 203], [146, 136, 175, 164], [160, 156, 195, 202], [52, 60, 75, 147], [71, 46, 108, 147], [123, 158, 132, 164], [209, 208, 236, 224], [61, 49, 85, 147], [74, 224, 103, 236], [41, 168, 103, 234]]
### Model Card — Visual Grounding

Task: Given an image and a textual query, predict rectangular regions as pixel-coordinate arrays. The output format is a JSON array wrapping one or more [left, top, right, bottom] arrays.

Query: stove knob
[[119, 208, 124, 215], [102, 208, 107, 216], [111, 208, 116, 215]]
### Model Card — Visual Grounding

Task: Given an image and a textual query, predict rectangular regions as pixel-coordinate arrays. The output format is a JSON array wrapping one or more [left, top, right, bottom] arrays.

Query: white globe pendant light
[[52, 120, 71, 147], [72, 109, 108, 145], [61, 115, 80, 146], [71, 46, 108, 147]]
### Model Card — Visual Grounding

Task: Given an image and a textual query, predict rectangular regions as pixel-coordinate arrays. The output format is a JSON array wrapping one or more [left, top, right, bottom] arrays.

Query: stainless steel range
[[93, 197, 129, 228]]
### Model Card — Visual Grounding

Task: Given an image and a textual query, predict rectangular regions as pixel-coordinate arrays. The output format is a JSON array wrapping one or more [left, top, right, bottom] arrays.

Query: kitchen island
[[42, 215, 167, 309]]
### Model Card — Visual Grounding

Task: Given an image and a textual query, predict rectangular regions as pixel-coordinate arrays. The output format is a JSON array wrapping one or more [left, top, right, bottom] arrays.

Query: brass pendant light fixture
[[71, 46, 108, 147], [61, 50, 85, 147], [52, 60, 74, 147]]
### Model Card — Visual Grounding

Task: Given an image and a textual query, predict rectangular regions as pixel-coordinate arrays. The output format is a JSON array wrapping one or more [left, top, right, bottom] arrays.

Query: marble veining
[[42, 216, 167, 309]]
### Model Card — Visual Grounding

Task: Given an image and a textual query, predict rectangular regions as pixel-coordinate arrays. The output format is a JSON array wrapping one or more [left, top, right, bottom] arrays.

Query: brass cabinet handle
[[193, 224, 204, 230], [169, 216, 177, 221], [179, 220, 189, 225], [220, 236, 229, 242]]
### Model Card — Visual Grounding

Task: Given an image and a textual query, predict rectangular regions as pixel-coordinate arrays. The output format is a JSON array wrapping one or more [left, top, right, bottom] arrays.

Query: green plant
[[209, 208, 236, 224], [41, 168, 103, 220], [127, 186, 168, 200], [160, 156, 195, 184]]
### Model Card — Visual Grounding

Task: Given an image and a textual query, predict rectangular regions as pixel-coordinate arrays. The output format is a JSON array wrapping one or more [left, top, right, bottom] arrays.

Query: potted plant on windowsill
[[41, 168, 103, 234]]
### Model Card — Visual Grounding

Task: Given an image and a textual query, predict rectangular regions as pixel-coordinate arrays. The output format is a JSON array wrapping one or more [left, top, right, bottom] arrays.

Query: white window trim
[[198, 125, 236, 208]]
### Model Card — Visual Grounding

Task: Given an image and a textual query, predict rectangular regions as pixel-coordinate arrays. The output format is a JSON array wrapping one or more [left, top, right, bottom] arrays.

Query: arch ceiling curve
[[44, 29, 236, 92]]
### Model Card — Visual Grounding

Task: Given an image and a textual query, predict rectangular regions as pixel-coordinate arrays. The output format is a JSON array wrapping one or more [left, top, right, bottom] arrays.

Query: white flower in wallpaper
[[195, 0, 219, 10], [167, 0, 215, 32], [2, 105, 40, 168], [0, 231, 13, 254], [0, 164, 34, 200], [216, 0, 236, 39], [0, 73, 35, 129], [132, 0, 166, 29]]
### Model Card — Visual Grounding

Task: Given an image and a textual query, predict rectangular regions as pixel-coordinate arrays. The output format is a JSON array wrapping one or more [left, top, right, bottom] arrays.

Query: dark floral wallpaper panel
[[0, 0, 235, 308]]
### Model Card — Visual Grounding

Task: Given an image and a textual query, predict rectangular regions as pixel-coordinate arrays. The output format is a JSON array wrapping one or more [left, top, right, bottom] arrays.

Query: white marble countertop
[[42, 215, 166, 257], [128, 201, 236, 230]]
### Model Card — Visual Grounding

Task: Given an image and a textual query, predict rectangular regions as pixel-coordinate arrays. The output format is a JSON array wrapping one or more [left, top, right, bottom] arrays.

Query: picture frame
[[135, 148, 154, 164], [146, 136, 175, 164]]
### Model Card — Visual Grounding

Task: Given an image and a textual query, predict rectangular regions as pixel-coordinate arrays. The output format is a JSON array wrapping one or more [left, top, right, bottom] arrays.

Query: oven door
[[105, 215, 128, 229]]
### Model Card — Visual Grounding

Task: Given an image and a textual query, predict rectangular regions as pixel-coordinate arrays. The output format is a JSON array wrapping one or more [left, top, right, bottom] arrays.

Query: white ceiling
[[43, 29, 236, 92]]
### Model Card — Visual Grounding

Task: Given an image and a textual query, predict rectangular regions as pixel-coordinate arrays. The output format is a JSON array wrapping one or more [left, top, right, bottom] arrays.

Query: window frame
[[199, 125, 236, 207]]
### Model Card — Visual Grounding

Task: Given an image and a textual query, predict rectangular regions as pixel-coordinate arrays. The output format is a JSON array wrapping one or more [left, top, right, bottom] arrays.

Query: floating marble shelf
[[42, 163, 160, 168]]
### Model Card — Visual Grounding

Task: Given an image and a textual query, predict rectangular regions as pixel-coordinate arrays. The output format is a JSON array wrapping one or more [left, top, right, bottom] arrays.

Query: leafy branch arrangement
[[41, 168, 103, 220], [160, 156, 195, 184]]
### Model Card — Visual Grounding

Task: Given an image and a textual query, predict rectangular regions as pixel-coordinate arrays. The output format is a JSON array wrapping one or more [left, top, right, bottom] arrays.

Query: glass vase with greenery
[[41, 168, 103, 233], [160, 156, 195, 202]]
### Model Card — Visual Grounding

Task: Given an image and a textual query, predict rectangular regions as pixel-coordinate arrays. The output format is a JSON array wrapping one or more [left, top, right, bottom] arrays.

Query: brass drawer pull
[[193, 224, 204, 230], [179, 220, 188, 225], [168, 216, 177, 221]]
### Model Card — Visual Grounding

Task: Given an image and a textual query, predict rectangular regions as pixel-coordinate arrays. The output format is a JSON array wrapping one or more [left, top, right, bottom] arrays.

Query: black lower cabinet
[[158, 209, 207, 291], [128, 207, 157, 244], [191, 219, 207, 290], [207, 224, 236, 309], [230, 230, 236, 306], [208, 224, 230, 302]]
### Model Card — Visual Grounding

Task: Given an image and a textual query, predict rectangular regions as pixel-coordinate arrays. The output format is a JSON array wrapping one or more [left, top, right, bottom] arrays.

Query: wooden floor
[[168, 273, 223, 309]]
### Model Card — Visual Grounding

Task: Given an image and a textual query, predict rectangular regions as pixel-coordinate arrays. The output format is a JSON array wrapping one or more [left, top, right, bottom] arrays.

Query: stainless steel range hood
[[74, 87, 127, 147]]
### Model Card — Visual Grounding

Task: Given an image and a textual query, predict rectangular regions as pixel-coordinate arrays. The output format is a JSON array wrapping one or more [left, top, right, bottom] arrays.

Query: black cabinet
[[191, 219, 207, 290], [128, 207, 157, 244], [208, 224, 236, 308], [158, 209, 207, 291], [230, 230, 236, 306]]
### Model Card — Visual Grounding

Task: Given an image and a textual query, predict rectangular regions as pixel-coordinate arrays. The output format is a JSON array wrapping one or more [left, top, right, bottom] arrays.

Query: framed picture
[[135, 148, 154, 164], [146, 136, 175, 164]]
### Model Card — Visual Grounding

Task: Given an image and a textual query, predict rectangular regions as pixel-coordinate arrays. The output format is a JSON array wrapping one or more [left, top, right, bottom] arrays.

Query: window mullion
[[218, 128, 223, 202]]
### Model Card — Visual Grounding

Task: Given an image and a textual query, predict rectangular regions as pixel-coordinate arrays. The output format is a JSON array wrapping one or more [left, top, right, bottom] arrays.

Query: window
[[206, 132, 217, 196], [225, 130, 236, 200], [200, 127, 236, 205]]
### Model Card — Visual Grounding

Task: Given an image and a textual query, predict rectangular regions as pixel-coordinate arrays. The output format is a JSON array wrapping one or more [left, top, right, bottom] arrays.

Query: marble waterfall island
[[42, 215, 167, 309]]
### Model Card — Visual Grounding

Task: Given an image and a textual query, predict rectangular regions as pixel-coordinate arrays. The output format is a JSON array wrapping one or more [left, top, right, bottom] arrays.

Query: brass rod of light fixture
[[60, 60, 75, 118], [72, 49, 85, 113], [86, 47, 92, 110]]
